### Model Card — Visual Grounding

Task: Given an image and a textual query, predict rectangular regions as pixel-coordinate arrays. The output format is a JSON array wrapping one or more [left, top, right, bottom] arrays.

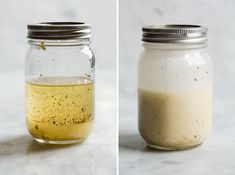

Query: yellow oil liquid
[[25, 76, 94, 143]]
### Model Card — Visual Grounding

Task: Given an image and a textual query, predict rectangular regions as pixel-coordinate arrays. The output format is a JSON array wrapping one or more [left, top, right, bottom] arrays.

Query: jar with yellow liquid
[[25, 22, 95, 144]]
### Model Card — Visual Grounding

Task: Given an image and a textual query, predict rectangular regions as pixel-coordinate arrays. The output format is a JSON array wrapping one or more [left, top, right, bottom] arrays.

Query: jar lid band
[[27, 22, 91, 40], [142, 24, 207, 44]]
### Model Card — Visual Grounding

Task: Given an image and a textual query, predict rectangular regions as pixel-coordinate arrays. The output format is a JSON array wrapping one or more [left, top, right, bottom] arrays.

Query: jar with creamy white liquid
[[138, 25, 212, 150]]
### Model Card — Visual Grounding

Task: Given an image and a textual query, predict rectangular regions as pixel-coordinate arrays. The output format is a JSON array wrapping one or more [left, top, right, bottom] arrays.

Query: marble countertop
[[119, 94, 235, 175], [0, 71, 117, 175]]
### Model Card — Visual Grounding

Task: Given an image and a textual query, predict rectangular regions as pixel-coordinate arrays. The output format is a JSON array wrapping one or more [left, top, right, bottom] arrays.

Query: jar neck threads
[[28, 38, 90, 47], [143, 42, 207, 50]]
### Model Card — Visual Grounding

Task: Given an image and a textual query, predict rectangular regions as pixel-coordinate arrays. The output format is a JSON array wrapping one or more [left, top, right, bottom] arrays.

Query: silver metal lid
[[27, 22, 91, 40], [142, 24, 207, 44]]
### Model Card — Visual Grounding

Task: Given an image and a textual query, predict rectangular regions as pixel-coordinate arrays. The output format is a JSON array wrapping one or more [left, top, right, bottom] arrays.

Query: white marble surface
[[119, 96, 235, 175], [119, 0, 235, 174], [0, 71, 116, 175], [0, 0, 117, 174]]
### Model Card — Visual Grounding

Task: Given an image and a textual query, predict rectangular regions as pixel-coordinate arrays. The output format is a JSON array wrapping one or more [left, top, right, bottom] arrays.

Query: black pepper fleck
[[35, 125, 38, 130]]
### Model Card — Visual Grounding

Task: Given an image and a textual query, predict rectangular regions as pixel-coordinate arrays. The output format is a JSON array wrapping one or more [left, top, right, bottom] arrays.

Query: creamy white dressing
[[138, 42, 212, 150]]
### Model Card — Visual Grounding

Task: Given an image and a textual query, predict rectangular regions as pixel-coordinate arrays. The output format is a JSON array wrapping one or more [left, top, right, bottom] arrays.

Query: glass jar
[[25, 22, 95, 144], [138, 25, 212, 150]]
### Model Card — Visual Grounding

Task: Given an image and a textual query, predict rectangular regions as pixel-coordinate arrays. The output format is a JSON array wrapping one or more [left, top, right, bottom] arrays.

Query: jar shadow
[[0, 135, 95, 175], [0, 135, 31, 157], [119, 133, 183, 153], [0, 134, 79, 157], [119, 132, 145, 151], [27, 139, 81, 154]]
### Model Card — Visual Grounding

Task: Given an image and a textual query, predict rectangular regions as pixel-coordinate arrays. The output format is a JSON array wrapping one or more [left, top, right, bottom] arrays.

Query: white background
[[0, 0, 117, 174], [119, 0, 235, 174], [0, 0, 116, 72], [120, 0, 235, 120]]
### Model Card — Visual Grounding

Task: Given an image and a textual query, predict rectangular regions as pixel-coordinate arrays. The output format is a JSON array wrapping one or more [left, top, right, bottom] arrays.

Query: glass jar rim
[[142, 42, 207, 50], [28, 38, 91, 46]]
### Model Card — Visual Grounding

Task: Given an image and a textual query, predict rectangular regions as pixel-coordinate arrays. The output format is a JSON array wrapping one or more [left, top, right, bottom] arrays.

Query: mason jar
[[138, 25, 212, 150], [25, 22, 95, 144]]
